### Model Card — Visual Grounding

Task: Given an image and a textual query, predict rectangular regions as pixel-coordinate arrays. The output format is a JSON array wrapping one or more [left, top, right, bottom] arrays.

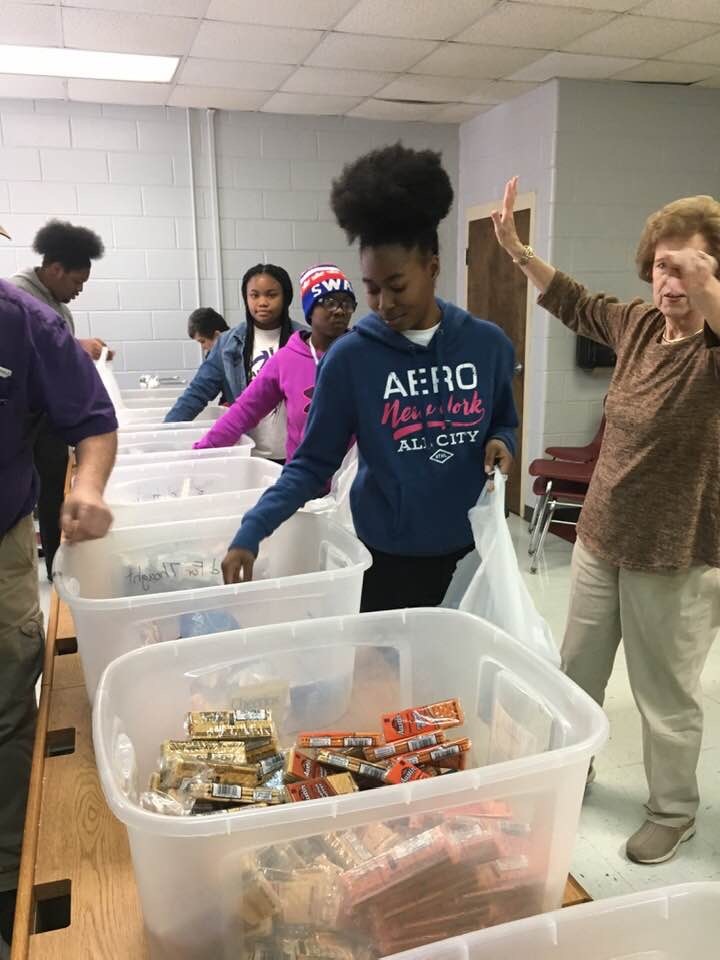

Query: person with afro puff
[[222, 144, 518, 612]]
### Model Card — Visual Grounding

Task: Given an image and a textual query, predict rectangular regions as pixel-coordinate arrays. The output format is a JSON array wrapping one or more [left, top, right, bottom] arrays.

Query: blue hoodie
[[231, 299, 518, 557]]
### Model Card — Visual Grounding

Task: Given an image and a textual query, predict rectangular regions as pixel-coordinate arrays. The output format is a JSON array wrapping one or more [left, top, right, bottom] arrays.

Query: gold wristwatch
[[512, 244, 535, 266]]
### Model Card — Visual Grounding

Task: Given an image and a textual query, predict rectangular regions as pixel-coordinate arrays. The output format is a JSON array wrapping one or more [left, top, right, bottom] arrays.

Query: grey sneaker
[[626, 819, 696, 864]]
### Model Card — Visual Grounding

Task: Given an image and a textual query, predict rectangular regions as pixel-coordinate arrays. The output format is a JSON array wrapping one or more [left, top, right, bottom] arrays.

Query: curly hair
[[187, 307, 228, 340], [33, 219, 104, 271], [330, 143, 453, 254], [240, 263, 294, 383], [636, 195, 720, 282]]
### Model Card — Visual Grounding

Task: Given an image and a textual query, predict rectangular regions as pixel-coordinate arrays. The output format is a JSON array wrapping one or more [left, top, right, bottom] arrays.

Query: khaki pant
[[563, 537, 720, 827], [0, 515, 44, 893]]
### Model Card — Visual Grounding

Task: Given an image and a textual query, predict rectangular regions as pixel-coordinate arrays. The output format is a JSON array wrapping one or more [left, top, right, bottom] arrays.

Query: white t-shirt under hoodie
[[246, 325, 287, 461]]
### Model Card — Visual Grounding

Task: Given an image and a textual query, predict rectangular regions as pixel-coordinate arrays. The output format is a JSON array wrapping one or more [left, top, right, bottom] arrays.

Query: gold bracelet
[[512, 245, 535, 266]]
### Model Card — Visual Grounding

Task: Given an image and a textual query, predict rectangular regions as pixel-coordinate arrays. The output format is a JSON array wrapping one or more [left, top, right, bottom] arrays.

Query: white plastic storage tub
[[106, 456, 282, 527], [121, 387, 186, 402], [118, 419, 219, 434], [385, 882, 720, 960], [117, 405, 222, 427], [54, 512, 371, 699], [116, 430, 253, 463], [93, 608, 607, 960]]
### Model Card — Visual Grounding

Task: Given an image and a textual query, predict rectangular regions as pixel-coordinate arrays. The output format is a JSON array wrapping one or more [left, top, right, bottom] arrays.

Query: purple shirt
[[0, 280, 117, 536]]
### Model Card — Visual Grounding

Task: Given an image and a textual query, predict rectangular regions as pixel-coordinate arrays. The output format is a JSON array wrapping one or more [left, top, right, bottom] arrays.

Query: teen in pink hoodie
[[194, 264, 356, 461]]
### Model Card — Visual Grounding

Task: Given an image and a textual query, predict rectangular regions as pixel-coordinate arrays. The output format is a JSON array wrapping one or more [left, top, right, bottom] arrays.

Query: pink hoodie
[[194, 330, 324, 460]]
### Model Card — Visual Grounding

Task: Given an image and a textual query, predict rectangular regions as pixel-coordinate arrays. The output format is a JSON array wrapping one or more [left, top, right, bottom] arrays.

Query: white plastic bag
[[94, 346, 125, 416], [304, 446, 357, 532], [442, 467, 560, 666]]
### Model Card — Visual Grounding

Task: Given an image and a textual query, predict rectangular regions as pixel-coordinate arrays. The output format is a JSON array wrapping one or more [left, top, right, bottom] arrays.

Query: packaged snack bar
[[315, 750, 388, 783], [283, 747, 334, 783], [284, 773, 358, 802], [383, 758, 432, 784], [161, 739, 248, 765], [185, 711, 276, 741], [297, 731, 382, 749], [365, 730, 446, 761], [382, 699, 464, 741]]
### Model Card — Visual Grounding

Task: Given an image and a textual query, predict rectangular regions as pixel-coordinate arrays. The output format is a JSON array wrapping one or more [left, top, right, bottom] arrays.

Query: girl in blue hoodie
[[223, 144, 518, 612]]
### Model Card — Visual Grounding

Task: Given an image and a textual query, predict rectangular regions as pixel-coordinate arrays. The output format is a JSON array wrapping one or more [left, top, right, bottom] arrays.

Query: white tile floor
[[510, 515, 720, 897]]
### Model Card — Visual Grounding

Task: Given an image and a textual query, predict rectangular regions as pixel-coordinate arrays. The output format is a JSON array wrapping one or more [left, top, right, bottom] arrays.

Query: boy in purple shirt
[[0, 224, 117, 948]]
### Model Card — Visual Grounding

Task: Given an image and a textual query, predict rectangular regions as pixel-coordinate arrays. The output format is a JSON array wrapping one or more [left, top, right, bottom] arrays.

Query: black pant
[[360, 543, 474, 613], [33, 425, 68, 579]]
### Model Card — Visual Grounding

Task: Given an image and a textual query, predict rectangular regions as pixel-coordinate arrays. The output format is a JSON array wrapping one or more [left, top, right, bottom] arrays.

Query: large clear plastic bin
[[118, 405, 222, 427], [92, 608, 608, 960], [54, 512, 371, 699], [116, 430, 253, 461], [386, 882, 720, 960], [106, 456, 282, 527]]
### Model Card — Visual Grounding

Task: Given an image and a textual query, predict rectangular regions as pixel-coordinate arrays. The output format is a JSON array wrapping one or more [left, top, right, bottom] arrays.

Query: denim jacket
[[165, 320, 303, 423]]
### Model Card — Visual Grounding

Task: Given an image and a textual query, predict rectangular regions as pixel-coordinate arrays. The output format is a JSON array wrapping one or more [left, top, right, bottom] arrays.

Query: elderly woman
[[493, 178, 720, 865]]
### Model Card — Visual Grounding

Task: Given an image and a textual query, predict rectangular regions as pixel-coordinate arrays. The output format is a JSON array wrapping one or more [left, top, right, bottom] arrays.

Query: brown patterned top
[[539, 270, 720, 571]]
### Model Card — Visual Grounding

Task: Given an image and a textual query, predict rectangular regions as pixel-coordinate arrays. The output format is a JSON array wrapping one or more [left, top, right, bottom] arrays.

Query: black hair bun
[[331, 143, 453, 249]]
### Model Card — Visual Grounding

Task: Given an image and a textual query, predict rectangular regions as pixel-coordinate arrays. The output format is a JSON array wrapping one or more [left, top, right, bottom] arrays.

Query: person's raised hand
[[663, 248, 719, 306], [222, 547, 255, 585], [491, 176, 523, 257]]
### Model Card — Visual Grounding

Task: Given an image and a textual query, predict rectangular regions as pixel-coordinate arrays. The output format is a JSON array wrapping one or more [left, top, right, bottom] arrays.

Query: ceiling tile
[[662, 33, 720, 66], [455, 2, 615, 50], [261, 91, 362, 115], [168, 86, 268, 110], [60, 0, 208, 15], [281, 66, 395, 97], [411, 43, 545, 80], [305, 33, 436, 72], [3, 2, 61, 46], [348, 98, 440, 121], [610, 60, 718, 84], [464, 79, 539, 103], [565, 15, 717, 58], [509, 51, 643, 82], [206, 0, 355, 29], [61, 8, 198, 56], [68, 79, 171, 105], [517, 0, 643, 9], [179, 58, 293, 91], [430, 103, 492, 123], [636, 0, 720, 24], [0, 74, 65, 98], [335, 0, 495, 41], [191, 21, 323, 63], [375, 74, 483, 103]]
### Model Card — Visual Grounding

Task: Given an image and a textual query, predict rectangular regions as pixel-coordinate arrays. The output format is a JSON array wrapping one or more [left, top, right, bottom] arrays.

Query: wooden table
[[11, 597, 591, 958]]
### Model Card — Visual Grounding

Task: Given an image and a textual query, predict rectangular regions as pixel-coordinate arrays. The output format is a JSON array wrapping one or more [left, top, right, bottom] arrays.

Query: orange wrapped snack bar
[[284, 773, 358, 802], [382, 698, 464, 741], [297, 731, 382, 749], [365, 730, 446, 762]]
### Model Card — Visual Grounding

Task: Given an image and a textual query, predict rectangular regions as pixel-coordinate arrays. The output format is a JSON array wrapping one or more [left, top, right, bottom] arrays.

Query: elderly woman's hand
[[663, 248, 719, 306], [491, 176, 524, 258]]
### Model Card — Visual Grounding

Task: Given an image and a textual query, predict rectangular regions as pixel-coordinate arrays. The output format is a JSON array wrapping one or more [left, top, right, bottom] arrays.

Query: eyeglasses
[[318, 295, 355, 315]]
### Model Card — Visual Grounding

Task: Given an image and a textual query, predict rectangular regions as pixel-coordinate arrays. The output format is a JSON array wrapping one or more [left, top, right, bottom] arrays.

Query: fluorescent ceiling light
[[0, 45, 178, 83]]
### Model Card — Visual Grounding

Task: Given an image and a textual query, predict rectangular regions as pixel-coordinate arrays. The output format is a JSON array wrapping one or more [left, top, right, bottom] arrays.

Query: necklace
[[662, 328, 703, 344]]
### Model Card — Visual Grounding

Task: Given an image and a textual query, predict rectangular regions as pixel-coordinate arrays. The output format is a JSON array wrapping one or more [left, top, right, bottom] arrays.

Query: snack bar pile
[[140, 698, 470, 815], [233, 803, 543, 957], [138, 696, 544, 956]]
